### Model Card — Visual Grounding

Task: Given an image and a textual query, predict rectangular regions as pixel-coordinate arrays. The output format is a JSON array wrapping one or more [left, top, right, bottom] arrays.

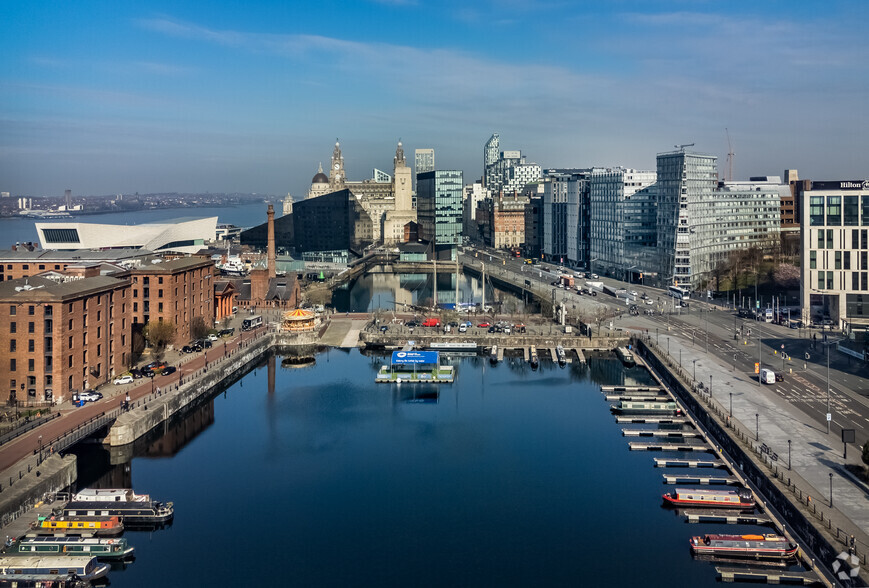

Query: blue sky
[[2, 0, 869, 197]]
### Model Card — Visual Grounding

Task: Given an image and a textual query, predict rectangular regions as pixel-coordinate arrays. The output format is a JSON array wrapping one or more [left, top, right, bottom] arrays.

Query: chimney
[[267, 204, 276, 279]]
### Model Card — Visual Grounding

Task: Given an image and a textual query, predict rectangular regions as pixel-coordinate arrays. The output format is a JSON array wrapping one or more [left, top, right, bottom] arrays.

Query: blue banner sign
[[392, 351, 439, 364]]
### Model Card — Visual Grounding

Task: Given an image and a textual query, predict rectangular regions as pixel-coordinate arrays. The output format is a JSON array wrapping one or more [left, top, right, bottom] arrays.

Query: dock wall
[[107, 333, 275, 447], [636, 338, 842, 583], [0, 454, 76, 528]]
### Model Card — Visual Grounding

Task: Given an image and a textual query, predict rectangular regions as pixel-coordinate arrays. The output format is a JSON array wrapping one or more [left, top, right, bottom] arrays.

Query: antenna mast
[[725, 129, 735, 181]]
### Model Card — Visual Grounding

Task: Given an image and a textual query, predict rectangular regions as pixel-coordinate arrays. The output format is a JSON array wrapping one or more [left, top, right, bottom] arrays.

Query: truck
[[585, 281, 603, 295], [559, 275, 575, 288]]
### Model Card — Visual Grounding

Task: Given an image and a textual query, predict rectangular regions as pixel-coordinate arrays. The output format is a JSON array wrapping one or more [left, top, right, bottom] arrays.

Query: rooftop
[[0, 275, 129, 300]]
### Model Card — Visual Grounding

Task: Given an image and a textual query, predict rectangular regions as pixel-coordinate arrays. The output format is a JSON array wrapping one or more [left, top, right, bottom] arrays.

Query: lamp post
[[826, 343, 831, 434], [656, 327, 659, 345], [729, 392, 733, 417], [679, 348, 682, 368], [755, 413, 759, 441], [667, 337, 670, 356], [829, 472, 833, 507], [705, 308, 709, 354], [38, 435, 43, 464], [693, 359, 697, 382], [788, 439, 791, 470], [709, 375, 713, 401]]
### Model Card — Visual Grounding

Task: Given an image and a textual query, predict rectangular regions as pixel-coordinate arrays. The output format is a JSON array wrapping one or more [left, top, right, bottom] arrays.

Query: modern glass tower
[[417, 170, 463, 258]]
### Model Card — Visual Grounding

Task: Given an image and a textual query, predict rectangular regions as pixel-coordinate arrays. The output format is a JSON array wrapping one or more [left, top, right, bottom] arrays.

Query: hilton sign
[[810, 180, 869, 191]]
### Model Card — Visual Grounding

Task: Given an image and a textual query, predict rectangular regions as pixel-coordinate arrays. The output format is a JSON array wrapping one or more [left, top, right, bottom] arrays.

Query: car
[[458, 324, 468, 333], [775, 372, 784, 382], [590, 273, 599, 279], [130, 368, 143, 379], [162, 366, 177, 375], [645, 298, 654, 305], [113, 375, 134, 385], [190, 342, 203, 352], [218, 328, 235, 337], [380, 325, 388, 332], [181, 345, 195, 354], [143, 361, 166, 371], [630, 291, 638, 297], [144, 369, 157, 378], [478, 322, 491, 328], [198, 339, 213, 349], [421, 318, 440, 327], [405, 321, 419, 328], [488, 326, 496, 333], [208, 333, 219, 342], [79, 390, 103, 402]]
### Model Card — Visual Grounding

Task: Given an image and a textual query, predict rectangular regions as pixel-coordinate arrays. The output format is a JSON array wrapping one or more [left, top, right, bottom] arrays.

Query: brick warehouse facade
[[0, 275, 132, 405], [125, 257, 214, 346]]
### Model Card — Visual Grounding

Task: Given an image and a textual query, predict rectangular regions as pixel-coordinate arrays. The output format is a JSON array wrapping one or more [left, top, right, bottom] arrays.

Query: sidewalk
[[646, 330, 869, 570]]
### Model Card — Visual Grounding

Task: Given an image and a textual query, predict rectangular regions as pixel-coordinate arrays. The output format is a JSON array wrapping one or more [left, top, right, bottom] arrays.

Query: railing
[[0, 413, 61, 447]]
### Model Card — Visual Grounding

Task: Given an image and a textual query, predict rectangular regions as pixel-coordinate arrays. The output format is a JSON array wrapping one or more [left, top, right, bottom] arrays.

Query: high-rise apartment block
[[414, 148, 435, 188]]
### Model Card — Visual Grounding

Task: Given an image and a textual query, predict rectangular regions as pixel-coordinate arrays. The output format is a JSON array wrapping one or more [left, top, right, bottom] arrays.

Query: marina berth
[[31, 515, 124, 537], [6, 536, 134, 560], [0, 555, 109, 582], [663, 488, 755, 509], [690, 534, 799, 560]]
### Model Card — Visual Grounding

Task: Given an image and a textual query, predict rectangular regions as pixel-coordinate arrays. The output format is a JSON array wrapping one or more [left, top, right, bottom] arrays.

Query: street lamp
[[829, 472, 834, 507], [709, 375, 713, 400], [38, 435, 43, 464], [826, 342, 831, 435], [729, 392, 733, 417], [788, 439, 791, 471], [755, 413, 759, 441], [693, 359, 697, 382]]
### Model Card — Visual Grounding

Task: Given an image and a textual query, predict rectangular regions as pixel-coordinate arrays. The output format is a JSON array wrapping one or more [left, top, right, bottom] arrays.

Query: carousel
[[281, 308, 318, 332]]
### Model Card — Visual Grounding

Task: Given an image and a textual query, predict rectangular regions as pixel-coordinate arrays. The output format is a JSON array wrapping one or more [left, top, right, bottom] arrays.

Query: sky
[[2, 0, 869, 198]]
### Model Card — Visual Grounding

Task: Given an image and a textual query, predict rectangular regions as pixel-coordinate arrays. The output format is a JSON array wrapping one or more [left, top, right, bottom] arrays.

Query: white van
[[759, 368, 776, 384]]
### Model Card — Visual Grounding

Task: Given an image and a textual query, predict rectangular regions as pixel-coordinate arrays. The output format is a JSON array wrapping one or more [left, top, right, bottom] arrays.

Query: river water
[[0, 202, 269, 247], [69, 351, 779, 587]]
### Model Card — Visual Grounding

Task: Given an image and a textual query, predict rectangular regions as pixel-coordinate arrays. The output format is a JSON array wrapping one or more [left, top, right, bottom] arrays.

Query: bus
[[668, 285, 690, 300], [242, 315, 263, 331]]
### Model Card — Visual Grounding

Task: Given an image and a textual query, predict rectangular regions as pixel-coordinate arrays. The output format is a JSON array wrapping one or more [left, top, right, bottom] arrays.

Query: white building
[[801, 179, 869, 337], [35, 217, 218, 254]]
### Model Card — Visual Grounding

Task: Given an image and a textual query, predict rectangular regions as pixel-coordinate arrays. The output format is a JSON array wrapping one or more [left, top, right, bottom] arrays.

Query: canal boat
[[555, 345, 566, 367], [31, 515, 124, 537], [72, 488, 150, 503], [489, 346, 498, 365], [615, 346, 636, 366], [529, 346, 539, 370], [610, 400, 682, 416], [6, 536, 134, 560], [63, 496, 173, 526], [689, 534, 798, 560], [663, 487, 755, 509], [0, 555, 109, 583]]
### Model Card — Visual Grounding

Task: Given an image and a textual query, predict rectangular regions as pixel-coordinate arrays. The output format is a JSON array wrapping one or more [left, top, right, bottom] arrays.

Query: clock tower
[[329, 139, 346, 191]]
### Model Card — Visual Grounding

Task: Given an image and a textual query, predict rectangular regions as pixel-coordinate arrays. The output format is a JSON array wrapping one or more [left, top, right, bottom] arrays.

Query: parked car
[[113, 375, 134, 385], [79, 390, 103, 402], [405, 321, 419, 328], [458, 324, 468, 333], [380, 325, 388, 332], [478, 322, 491, 328], [162, 366, 177, 375], [181, 345, 195, 354], [130, 368, 143, 379], [208, 333, 219, 341], [421, 318, 440, 327], [218, 328, 235, 337], [144, 369, 158, 378]]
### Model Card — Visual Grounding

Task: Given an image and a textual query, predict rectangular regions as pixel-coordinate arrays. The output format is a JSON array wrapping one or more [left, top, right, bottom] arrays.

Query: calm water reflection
[[72, 351, 763, 587]]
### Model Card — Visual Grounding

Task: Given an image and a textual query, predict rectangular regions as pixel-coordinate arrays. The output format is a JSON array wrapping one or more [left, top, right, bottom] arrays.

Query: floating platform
[[429, 342, 478, 351], [606, 395, 672, 402], [684, 511, 772, 525], [715, 567, 818, 585], [654, 458, 726, 469], [376, 365, 455, 384], [629, 442, 712, 452], [662, 474, 739, 485], [601, 386, 664, 393], [616, 416, 687, 424], [622, 429, 701, 438]]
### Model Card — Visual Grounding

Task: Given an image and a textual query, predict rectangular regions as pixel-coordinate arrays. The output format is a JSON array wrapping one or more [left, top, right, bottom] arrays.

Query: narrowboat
[[556, 345, 566, 367], [489, 345, 499, 365], [0, 555, 109, 583], [529, 346, 539, 370], [73, 488, 150, 503], [663, 487, 755, 509], [610, 401, 682, 416], [690, 534, 799, 560], [63, 499, 173, 526], [7, 536, 134, 560], [31, 515, 124, 537]]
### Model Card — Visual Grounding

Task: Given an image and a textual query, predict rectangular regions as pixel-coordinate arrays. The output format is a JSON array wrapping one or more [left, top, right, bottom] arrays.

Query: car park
[[113, 375, 134, 385]]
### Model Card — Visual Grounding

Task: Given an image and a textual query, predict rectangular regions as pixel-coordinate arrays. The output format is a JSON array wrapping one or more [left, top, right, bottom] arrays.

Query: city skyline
[[2, 1, 869, 197]]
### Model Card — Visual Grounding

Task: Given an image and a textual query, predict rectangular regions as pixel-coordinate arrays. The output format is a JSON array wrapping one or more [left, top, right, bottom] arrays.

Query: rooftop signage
[[391, 350, 439, 365], [810, 180, 869, 191]]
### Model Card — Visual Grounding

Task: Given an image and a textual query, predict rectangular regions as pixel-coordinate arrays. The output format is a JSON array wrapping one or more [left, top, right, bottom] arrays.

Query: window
[[28, 340, 34, 352], [817, 230, 824, 249], [28, 305, 34, 315], [863, 196, 869, 226], [835, 251, 842, 270], [28, 359, 34, 371], [810, 251, 817, 269], [853, 272, 859, 290], [158, 289, 163, 298], [863, 229, 868, 249], [158, 277, 163, 284], [44, 337, 52, 352], [69, 336, 73, 348], [28, 322, 34, 334], [68, 355, 72, 368], [844, 251, 851, 270], [818, 272, 824, 289], [133, 302, 138, 312], [827, 271, 834, 290], [863, 252, 868, 271], [44, 305, 52, 316], [854, 229, 860, 249], [9, 359, 15, 371], [845, 196, 859, 225], [9, 306, 15, 316], [41, 228, 80, 243], [10, 322, 16, 333], [9, 340, 15, 352]]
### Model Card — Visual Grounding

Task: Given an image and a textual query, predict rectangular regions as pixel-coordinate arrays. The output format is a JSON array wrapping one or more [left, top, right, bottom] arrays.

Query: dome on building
[[312, 162, 329, 184]]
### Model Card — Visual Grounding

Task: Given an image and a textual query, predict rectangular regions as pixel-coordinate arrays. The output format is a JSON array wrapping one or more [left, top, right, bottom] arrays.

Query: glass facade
[[417, 171, 463, 248]]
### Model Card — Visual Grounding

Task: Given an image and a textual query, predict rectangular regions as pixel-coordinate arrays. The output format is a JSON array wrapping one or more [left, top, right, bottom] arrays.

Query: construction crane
[[725, 128, 734, 181], [675, 143, 694, 152]]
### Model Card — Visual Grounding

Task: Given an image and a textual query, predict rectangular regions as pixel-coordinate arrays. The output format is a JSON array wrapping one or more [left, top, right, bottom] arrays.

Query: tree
[[143, 321, 177, 352], [773, 263, 800, 290], [190, 316, 209, 340]]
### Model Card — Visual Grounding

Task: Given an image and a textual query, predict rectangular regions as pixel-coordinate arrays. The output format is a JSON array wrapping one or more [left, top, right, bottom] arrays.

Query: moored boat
[[489, 345, 498, 365], [611, 400, 682, 416], [31, 515, 124, 537], [63, 499, 173, 527], [0, 555, 109, 583], [6, 536, 134, 560], [663, 487, 755, 509], [556, 345, 566, 367], [73, 488, 149, 502], [529, 346, 539, 369], [690, 534, 798, 560]]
